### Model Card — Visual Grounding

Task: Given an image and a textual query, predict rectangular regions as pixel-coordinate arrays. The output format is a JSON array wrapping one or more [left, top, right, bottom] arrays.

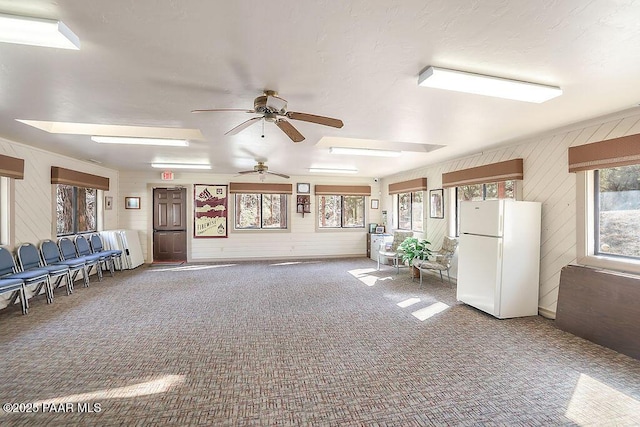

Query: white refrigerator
[[456, 200, 541, 319]]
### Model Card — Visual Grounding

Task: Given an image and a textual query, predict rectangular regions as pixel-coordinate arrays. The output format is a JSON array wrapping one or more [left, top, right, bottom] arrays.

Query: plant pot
[[411, 265, 420, 278]]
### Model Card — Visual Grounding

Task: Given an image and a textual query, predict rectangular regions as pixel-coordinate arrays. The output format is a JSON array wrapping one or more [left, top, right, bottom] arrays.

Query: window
[[56, 184, 97, 236], [397, 191, 423, 231], [455, 181, 515, 235], [594, 165, 640, 259], [235, 193, 287, 229], [318, 195, 365, 228]]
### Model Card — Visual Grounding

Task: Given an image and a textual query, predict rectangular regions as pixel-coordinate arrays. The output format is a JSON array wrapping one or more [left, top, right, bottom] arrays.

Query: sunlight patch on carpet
[[397, 297, 421, 308], [149, 264, 236, 272], [348, 268, 392, 287], [24, 375, 185, 408], [566, 373, 640, 426], [412, 302, 450, 321], [270, 261, 322, 266]]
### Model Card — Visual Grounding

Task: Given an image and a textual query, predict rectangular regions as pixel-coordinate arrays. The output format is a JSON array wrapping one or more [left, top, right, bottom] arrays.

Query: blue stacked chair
[[60, 237, 103, 283], [89, 234, 122, 276], [0, 246, 52, 307], [90, 234, 122, 274], [0, 277, 27, 314], [17, 243, 73, 296], [41, 239, 87, 289]]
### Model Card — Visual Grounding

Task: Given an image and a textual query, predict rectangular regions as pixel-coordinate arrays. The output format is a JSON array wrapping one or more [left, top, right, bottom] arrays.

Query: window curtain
[[568, 133, 640, 172], [0, 154, 25, 180], [388, 178, 427, 195], [51, 166, 109, 190], [314, 185, 371, 196], [442, 159, 523, 188], [229, 182, 293, 194]]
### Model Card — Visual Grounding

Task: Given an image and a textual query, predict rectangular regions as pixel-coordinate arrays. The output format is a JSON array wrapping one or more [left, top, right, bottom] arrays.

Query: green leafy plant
[[399, 237, 431, 265]]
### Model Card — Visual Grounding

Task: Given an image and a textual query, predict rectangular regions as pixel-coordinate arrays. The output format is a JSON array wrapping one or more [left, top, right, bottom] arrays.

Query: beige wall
[[4, 108, 640, 318], [0, 137, 119, 247], [118, 171, 383, 263], [380, 109, 640, 316]]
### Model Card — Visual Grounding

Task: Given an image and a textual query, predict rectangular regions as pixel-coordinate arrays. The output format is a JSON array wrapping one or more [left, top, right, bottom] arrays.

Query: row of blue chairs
[[0, 234, 122, 315]]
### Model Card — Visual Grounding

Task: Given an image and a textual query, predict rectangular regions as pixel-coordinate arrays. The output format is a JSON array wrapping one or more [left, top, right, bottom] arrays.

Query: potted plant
[[399, 237, 431, 278]]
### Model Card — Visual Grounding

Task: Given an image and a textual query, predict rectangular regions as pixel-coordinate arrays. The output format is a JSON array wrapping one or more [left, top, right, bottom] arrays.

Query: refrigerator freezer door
[[459, 200, 503, 237], [457, 233, 503, 317]]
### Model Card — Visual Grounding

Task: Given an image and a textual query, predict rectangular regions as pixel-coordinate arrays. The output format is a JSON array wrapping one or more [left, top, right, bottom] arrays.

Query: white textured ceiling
[[1, 0, 640, 178]]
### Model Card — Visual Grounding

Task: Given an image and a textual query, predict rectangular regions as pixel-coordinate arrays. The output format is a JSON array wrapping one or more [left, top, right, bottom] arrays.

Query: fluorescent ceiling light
[[0, 13, 80, 49], [151, 163, 211, 170], [329, 147, 401, 157], [92, 136, 189, 147], [309, 168, 358, 174], [418, 66, 562, 103]]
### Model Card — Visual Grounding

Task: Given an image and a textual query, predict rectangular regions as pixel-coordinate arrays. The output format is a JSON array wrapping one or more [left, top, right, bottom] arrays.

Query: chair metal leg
[[446, 268, 451, 284], [46, 278, 54, 304], [419, 269, 423, 288], [377, 254, 380, 271], [21, 285, 28, 314], [439, 270, 443, 282]]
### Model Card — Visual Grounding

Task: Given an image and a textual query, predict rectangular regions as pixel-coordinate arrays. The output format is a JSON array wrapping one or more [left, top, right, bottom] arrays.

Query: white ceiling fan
[[192, 90, 344, 143]]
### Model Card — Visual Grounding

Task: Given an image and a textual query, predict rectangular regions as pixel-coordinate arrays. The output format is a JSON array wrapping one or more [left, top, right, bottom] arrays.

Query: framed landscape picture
[[194, 184, 228, 238], [430, 189, 444, 219]]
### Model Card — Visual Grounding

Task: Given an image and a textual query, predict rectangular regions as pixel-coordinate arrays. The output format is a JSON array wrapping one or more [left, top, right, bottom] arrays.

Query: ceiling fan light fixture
[[0, 13, 80, 49], [309, 168, 358, 174], [418, 66, 562, 103], [92, 136, 189, 147], [151, 163, 211, 170], [329, 147, 401, 157]]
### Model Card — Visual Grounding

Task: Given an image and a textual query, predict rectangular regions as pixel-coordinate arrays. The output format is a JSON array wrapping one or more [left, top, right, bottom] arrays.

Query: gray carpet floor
[[0, 258, 639, 426]]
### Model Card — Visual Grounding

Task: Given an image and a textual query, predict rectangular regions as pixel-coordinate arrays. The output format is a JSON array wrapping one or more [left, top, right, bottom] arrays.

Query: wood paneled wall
[[381, 111, 640, 316], [556, 265, 640, 360]]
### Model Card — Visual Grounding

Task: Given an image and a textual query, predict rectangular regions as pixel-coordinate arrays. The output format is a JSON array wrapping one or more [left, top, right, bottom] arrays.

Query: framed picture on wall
[[194, 184, 228, 238], [125, 197, 140, 209], [371, 199, 379, 209], [430, 189, 444, 219]]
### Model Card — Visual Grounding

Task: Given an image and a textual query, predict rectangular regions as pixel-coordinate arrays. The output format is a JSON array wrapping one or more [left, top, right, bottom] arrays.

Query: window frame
[[317, 194, 366, 229], [396, 191, 424, 232], [233, 193, 288, 231], [576, 170, 640, 274], [55, 184, 98, 237]]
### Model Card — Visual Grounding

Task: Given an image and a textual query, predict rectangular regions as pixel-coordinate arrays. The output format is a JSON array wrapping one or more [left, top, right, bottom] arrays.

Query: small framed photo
[[297, 183, 310, 194], [125, 197, 140, 209], [104, 196, 113, 210], [375, 226, 385, 234], [430, 189, 444, 219], [371, 199, 379, 209]]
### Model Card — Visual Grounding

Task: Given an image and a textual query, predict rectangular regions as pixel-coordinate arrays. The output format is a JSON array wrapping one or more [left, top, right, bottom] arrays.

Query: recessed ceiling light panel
[[418, 66, 562, 103]]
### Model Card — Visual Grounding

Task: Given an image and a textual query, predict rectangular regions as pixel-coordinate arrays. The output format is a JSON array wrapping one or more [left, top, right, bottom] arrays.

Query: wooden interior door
[[153, 187, 187, 262]]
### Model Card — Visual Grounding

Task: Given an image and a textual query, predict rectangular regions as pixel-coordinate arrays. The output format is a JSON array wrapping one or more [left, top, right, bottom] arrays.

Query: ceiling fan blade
[[191, 108, 254, 113], [237, 170, 256, 175], [267, 171, 291, 179], [286, 111, 343, 128], [225, 117, 263, 135], [275, 119, 305, 143]]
